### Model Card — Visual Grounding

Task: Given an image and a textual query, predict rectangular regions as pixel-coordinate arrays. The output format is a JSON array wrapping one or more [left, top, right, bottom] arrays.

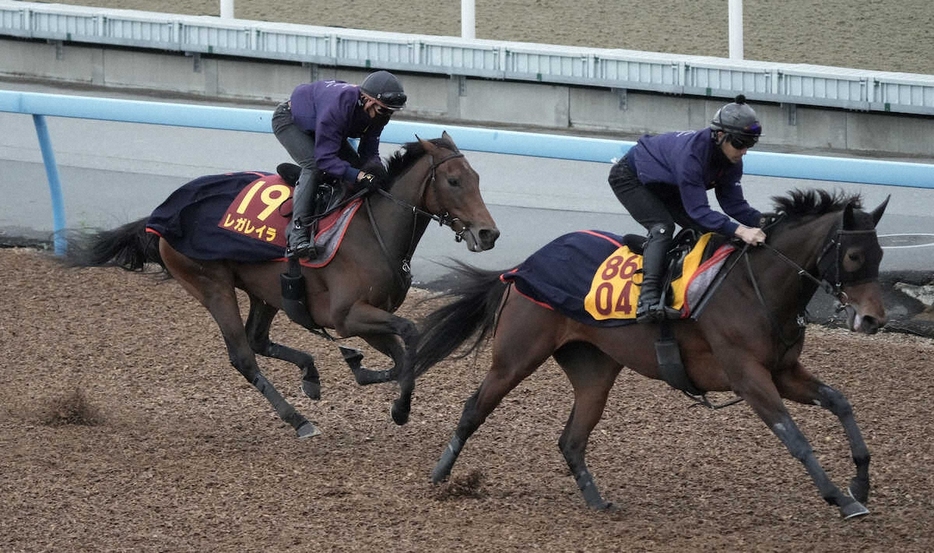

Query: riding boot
[[636, 226, 674, 324], [288, 169, 319, 259]]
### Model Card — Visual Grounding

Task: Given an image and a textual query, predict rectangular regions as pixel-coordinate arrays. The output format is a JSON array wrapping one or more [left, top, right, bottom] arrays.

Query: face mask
[[373, 112, 392, 125]]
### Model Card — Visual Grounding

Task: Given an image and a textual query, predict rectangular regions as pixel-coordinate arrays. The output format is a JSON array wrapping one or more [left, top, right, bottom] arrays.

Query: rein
[[365, 150, 467, 288], [696, 215, 857, 354]]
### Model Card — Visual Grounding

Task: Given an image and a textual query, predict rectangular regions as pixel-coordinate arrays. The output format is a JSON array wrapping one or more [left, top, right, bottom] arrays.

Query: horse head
[[415, 131, 500, 252], [820, 195, 890, 334]]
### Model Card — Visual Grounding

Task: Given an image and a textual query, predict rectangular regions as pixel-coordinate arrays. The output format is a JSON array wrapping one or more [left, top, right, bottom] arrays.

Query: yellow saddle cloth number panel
[[582, 233, 717, 321], [583, 246, 643, 320]]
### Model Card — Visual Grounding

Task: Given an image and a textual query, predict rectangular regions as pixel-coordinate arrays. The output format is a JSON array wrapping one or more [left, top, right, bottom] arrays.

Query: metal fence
[[2, 89, 933, 254], [2, 0, 933, 116]]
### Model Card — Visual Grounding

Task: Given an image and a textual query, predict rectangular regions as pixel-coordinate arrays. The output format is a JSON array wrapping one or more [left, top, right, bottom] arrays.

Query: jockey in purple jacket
[[608, 94, 767, 323], [272, 70, 407, 259]]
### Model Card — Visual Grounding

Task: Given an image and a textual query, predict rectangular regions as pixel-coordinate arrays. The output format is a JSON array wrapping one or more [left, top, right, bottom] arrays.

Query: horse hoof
[[840, 500, 869, 519], [391, 405, 410, 426], [301, 381, 321, 400], [296, 421, 321, 439]]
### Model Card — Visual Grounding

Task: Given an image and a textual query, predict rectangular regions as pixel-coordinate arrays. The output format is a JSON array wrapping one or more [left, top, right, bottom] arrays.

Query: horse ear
[[870, 195, 890, 227], [843, 201, 857, 228], [442, 130, 452, 142], [417, 134, 439, 154]]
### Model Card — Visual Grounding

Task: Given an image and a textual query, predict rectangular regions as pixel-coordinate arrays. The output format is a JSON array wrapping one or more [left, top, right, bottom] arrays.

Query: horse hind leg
[[216, 301, 319, 439], [244, 294, 322, 400], [553, 341, 623, 510], [161, 246, 319, 439], [432, 302, 556, 485], [340, 342, 394, 386]]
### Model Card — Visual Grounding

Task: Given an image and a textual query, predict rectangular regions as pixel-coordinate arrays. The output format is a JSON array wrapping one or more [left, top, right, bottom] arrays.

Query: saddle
[[622, 229, 730, 311], [276, 162, 348, 224]]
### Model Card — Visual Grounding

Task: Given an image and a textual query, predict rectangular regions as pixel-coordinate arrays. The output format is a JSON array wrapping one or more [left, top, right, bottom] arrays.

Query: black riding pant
[[607, 155, 703, 236]]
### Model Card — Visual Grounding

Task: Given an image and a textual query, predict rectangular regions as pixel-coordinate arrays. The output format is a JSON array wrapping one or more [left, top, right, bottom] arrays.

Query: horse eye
[[446, 176, 460, 187], [843, 249, 864, 272]]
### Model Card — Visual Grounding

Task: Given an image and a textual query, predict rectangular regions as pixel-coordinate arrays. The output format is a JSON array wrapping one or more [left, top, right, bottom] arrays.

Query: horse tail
[[61, 218, 167, 275], [413, 261, 508, 377]]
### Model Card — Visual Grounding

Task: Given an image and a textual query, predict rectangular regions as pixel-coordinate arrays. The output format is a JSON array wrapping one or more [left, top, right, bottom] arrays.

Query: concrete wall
[[2, 37, 933, 158]]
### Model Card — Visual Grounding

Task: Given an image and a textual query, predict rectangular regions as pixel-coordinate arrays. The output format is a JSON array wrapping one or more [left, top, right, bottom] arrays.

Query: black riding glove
[[357, 172, 380, 192]]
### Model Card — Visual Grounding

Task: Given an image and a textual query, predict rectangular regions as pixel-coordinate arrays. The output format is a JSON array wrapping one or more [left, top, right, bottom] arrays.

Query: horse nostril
[[479, 228, 500, 247]]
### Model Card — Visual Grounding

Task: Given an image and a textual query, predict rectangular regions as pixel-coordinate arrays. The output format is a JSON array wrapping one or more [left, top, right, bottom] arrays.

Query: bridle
[[364, 148, 470, 287], [697, 212, 879, 347], [374, 150, 469, 239]]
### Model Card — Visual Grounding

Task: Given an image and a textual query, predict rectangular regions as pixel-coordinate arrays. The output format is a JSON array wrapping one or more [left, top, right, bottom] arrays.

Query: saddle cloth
[[145, 171, 361, 268], [501, 229, 735, 327]]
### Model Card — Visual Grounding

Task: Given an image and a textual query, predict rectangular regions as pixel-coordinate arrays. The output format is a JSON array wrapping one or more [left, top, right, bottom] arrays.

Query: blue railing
[[2, 89, 933, 254]]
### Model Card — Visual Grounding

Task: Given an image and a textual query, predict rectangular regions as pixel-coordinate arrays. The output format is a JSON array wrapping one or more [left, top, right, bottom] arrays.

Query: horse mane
[[771, 188, 862, 219], [357, 135, 459, 189], [383, 136, 459, 180]]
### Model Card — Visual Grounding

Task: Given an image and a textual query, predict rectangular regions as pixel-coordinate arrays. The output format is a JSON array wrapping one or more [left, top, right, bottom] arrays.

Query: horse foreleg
[[342, 335, 400, 386], [738, 367, 868, 519], [554, 341, 623, 510], [815, 384, 871, 505], [775, 363, 871, 505], [244, 296, 321, 400], [338, 305, 418, 426]]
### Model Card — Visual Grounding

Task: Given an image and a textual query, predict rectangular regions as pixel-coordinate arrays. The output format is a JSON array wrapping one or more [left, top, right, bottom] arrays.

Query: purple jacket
[[628, 129, 760, 235], [288, 80, 386, 183]]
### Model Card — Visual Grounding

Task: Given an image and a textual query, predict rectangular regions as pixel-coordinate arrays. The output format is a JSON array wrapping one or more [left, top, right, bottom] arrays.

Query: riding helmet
[[360, 70, 407, 110], [710, 94, 762, 139]]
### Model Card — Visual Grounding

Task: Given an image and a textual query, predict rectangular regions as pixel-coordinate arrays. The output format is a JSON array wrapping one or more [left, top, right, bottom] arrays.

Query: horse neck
[[368, 155, 434, 261], [746, 211, 840, 318]]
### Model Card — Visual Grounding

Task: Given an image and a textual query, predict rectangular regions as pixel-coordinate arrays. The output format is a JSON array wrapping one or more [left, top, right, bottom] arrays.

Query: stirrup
[[636, 305, 665, 324], [637, 304, 679, 324], [288, 240, 317, 260]]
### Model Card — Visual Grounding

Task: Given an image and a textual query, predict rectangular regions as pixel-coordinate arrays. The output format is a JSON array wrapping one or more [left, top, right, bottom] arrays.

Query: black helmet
[[711, 94, 761, 146], [360, 70, 407, 110]]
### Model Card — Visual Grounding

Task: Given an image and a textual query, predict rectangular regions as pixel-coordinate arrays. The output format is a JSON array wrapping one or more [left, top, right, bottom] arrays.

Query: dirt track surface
[[2, 247, 933, 552]]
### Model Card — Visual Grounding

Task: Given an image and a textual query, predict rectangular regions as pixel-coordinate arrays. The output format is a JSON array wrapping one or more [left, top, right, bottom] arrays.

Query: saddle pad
[[145, 171, 361, 267], [502, 230, 735, 327]]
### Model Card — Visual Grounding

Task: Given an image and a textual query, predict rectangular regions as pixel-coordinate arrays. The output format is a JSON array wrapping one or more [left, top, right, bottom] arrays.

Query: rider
[[607, 94, 768, 324], [272, 70, 407, 259]]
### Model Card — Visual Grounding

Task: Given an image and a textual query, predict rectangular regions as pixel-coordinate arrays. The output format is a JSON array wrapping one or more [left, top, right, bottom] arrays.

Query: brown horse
[[63, 132, 499, 438], [415, 189, 888, 518]]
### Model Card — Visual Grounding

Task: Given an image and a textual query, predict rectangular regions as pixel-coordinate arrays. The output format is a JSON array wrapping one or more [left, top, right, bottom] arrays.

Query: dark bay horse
[[64, 132, 499, 439], [415, 189, 888, 518]]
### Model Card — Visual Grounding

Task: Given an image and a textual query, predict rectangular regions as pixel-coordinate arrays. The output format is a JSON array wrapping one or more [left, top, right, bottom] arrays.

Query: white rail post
[[461, 0, 475, 39], [729, 0, 743, 60], [220, 0, 234, 19]]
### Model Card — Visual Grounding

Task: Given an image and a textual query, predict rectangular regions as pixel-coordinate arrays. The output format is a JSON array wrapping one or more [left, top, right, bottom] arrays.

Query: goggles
[[371, 91, 407, 115], [728, 133, 759, 150], [374, 104, 394, 116]]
